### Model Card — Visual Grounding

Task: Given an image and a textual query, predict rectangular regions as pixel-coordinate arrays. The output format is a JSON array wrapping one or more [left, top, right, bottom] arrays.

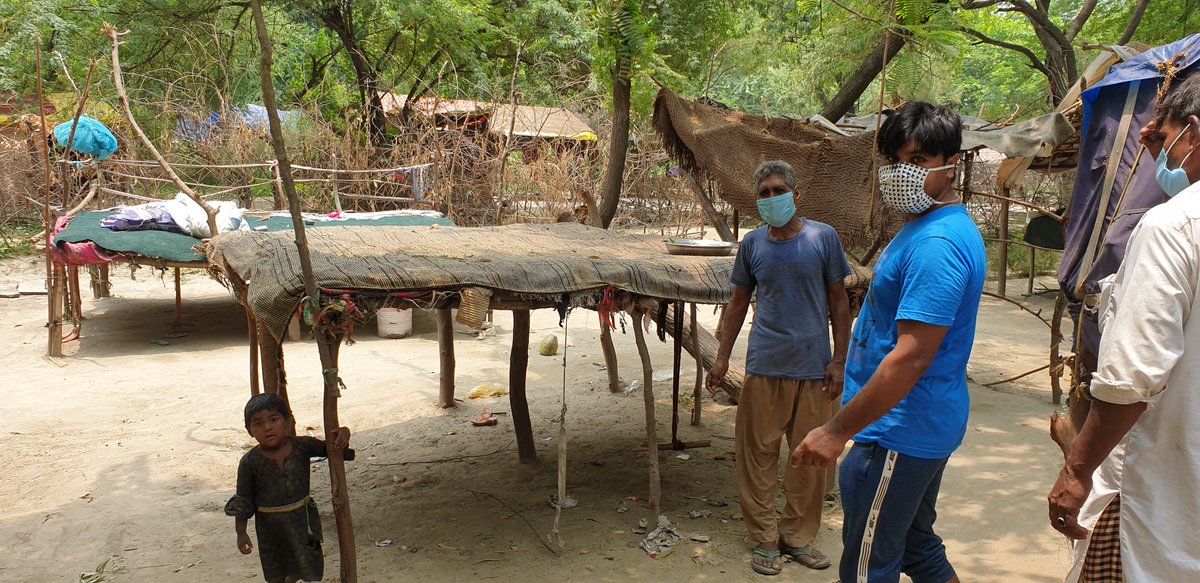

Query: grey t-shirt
[[730, 220, 852, 381]]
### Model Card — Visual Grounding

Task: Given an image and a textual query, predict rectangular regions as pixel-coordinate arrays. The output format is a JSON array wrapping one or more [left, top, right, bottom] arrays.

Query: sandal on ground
[[780, 542, 832, 570], [751, 546, 783, 576]]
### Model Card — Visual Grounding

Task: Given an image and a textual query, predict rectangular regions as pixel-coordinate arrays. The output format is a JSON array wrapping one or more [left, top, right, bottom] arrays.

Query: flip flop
[[780, 542, 831, 570], [471, 408, 498, 427], [751, 546, 783, 576]]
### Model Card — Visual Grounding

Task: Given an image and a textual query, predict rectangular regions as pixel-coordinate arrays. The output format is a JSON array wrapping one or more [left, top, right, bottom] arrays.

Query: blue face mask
[[1155, 123, 1195, 198], [756, 192, 796, 228]]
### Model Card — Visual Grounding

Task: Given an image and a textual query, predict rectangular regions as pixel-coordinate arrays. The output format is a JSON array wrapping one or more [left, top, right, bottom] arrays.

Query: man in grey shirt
[[707, 160, 851, 576]]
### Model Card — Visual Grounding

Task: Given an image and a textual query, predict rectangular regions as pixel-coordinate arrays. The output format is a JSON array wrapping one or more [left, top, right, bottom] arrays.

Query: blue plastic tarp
[[1058, 34, 1200, 355], [53, 115, 119, 161], [175, 104, 300, 143]]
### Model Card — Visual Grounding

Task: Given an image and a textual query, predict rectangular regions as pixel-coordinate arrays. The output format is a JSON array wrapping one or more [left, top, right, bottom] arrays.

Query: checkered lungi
[[1080, 495, 1122, 582]]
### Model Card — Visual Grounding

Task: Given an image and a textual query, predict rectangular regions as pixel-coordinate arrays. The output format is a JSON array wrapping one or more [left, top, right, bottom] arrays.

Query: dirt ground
[[0, 255, 1073, 582]]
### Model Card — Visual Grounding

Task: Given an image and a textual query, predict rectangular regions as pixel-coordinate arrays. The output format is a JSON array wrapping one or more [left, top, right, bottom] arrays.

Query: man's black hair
[[876, 101, 963, 161], [1156, 73, 1200, 127], [244, 393, 290, 433]]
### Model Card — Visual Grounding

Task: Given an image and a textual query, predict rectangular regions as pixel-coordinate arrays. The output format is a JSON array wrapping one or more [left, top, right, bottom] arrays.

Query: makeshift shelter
[[207, 222, 740, 509], [651, 88, 1074, 252], [1055, 35, 1200, 397], [48, 210, 452, 354], [380, 94, 596, 143]]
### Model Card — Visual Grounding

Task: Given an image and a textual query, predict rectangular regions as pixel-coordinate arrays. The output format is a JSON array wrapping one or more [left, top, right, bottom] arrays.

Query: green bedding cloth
[[54, 211, 453, 263]]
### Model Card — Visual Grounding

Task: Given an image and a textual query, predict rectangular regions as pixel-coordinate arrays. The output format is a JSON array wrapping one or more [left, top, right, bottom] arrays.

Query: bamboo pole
[[509, 309, 537, 464], [249, 3, 356, 581], [35, 42, 64, 358], [599, 311, 620, 393], [436, 308, 456, 408], [632, 307, 661, 512], [103, 24, 220, 239]]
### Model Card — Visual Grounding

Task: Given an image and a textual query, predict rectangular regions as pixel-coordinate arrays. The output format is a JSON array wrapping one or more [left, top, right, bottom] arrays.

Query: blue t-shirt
[[842, 205, 986, 459], [730, 220, 852, 381]]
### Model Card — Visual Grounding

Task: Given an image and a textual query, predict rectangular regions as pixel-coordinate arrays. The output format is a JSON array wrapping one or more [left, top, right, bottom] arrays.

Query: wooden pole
[[670, 301, 683, 448], [436, 308, 456, 408], [35, 41, 63, 358], [664, 307, 745, 400], [103, 24, 221, 238], [271, 161, 285, 210], [690, 303, 702, 425], [632, 307, 662, 512], [249, 3, 356, 580], [599, 311, 620, 393], [509, 309, 537, 464], [1028, 247, 1036, 296], [93, 264, 111, 298], [997, 190, 1010, 296], [67, 265, 83, 325], [246, 298, 261, 397], [173, 267, 182, 327], [258, 321, 284, 394], [331, 154, 343, 214]]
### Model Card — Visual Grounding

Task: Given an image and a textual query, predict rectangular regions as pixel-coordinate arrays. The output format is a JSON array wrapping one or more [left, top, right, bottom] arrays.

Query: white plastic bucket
[[377, 308, 413, 339]]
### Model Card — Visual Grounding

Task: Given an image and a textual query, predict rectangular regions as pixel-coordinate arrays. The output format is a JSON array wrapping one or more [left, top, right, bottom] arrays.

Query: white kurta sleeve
[[1090, 210, 1196, 405]]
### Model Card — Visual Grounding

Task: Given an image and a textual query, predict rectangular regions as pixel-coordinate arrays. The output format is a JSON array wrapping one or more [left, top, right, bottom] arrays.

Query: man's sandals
[[752, 542, 832, 576], [781, 541, 832, 570], [751, 547, 784, 576]]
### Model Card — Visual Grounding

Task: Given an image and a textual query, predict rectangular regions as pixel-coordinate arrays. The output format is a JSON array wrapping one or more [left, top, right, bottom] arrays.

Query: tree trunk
[[318, 6, 387, 147], [595, 72, 631, 229], [819, 32, 907, 122]]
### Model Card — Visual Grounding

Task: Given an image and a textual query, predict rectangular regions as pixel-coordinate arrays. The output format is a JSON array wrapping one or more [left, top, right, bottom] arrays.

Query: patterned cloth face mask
[[878, 161, 955, 214]]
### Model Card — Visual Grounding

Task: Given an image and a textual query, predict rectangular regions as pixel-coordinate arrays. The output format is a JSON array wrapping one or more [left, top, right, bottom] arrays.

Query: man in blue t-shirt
[[792, 102, 986, 583], [707, 160, 852, 576]]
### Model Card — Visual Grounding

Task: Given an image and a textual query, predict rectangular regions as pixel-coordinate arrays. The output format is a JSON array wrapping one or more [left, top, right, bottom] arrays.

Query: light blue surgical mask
[[756, 192, 796, 228], [1155, 123, 1196, 198]]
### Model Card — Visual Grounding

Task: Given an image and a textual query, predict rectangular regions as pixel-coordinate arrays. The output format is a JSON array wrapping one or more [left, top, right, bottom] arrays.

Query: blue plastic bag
[[53, 115, 119, 161]]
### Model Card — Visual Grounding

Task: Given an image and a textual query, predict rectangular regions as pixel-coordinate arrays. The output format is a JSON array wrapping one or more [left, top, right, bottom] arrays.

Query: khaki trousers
[[736, 374, 833, 547]]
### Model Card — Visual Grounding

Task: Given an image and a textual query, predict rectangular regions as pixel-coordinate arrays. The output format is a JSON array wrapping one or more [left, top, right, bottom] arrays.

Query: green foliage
[[1, 0, 1195, 141], [986, 235, 1062, 278], [0, 221, 40, 260]]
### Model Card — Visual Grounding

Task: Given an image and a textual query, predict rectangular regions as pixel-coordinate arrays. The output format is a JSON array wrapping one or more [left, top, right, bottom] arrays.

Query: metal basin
[[665, 239, 736, 256]]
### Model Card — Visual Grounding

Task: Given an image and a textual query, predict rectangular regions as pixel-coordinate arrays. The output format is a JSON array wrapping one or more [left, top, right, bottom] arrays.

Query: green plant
[[0, 221, 40, 260]]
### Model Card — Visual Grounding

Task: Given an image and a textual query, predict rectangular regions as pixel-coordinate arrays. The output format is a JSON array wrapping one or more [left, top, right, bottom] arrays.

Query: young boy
[[792, 101, 986, 583], [225, 394, 353, 583]]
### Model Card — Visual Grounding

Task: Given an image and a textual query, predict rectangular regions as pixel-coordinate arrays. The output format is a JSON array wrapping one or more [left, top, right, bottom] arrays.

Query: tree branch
[[1116, 0, 1150, 45], [959, 0, 1005, 8], [828, 0, 885, 26], [103, 23, 220, 238], [960, 27, 1054, 79], [1065, 0, 1097, 43]]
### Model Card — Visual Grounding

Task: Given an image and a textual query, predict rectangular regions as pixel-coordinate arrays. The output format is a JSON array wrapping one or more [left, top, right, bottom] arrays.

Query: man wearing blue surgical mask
[[1048, 74, 1200, 582], [707, 160, 852, 576]]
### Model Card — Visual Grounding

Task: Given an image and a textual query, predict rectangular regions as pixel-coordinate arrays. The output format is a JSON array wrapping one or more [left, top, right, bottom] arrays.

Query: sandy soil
[[0, 255, 1073, 582]]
